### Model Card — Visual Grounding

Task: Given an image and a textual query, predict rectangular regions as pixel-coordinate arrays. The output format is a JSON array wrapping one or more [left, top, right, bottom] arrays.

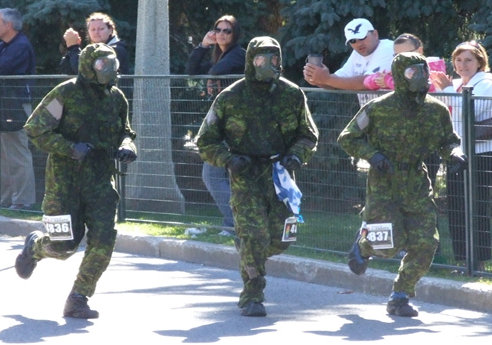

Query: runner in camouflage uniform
[[197, 36, 318, 317], [15, 43, 137, 319], [338, 52, 467, 317]]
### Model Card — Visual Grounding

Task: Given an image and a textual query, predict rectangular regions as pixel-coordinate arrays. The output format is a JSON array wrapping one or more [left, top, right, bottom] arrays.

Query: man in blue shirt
[[0, 7, 36, 210]]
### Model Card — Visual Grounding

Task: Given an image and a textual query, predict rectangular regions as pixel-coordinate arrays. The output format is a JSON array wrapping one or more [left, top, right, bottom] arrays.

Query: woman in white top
[[432, 41, 492, 266]]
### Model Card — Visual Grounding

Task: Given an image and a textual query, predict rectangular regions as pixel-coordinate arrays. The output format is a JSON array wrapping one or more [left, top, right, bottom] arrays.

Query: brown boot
[[63, 293, 99, 319], [386, 297, 418, 317], [241, 301, 266, 317]]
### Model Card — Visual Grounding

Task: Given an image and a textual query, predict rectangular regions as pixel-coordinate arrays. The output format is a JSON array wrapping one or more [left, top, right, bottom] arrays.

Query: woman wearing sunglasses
[[186, 15, 246, 234], [186, 14, 245, 96]]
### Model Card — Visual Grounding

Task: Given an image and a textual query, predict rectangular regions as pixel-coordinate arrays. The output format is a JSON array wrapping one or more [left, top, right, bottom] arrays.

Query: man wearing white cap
[[304, 18, 393, 91]]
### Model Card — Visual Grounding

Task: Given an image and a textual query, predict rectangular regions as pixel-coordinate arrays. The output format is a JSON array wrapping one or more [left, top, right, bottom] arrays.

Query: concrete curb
[[2, 216, 492, 314]]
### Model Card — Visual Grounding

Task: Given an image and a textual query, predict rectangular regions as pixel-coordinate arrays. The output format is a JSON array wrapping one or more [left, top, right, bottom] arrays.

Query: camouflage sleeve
[[23, 85, 74, 157], [196, 97, 232, 167], [337, 104, 379, 160], [117, 89, 137, 153], [116, 87, 136, 143], [287, 91, 319, 163], [437, 106, 461, 160]]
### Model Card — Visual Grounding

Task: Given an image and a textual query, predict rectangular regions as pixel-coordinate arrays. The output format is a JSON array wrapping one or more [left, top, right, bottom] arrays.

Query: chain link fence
[[1, 74, 491, 277]]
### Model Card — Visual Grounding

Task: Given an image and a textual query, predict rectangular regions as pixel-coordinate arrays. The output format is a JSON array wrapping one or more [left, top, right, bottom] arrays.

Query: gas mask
[[253, 53, 280, 82], [403, 63, 430, 93], [93, 54, 119, 85]]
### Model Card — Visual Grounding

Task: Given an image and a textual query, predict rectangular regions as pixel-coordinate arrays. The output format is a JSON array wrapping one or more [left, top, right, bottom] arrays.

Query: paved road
[[1, 235, 492, 344]]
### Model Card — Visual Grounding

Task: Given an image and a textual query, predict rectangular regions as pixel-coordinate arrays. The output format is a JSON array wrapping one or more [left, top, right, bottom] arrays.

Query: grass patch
[[0, 208, 43, 221], [2, 208, 490, 285]]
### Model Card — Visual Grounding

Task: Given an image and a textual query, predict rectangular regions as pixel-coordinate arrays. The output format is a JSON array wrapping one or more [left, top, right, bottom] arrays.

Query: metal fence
[[1, 74, 491, 277]]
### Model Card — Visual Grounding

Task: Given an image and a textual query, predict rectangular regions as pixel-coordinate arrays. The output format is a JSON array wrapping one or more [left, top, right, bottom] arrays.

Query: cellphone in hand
[[306, 54, 323, 67]]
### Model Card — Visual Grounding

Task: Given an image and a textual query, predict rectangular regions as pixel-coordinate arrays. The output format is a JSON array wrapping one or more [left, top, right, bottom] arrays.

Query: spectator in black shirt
[[186, 14, 245, 97], [186, 15, 246, 233], [59, 12, 129, 75]]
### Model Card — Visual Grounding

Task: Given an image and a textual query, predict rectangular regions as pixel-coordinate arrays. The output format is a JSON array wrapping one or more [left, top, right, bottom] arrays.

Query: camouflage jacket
[[25, 78, 134, 157], [24, 44, 136, 191], [196, 36, 318, 167], [338, 53, 460, 172], [338, 92, 460, 166]]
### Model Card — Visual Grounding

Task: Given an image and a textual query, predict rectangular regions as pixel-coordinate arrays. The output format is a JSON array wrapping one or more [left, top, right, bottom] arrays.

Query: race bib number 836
[[42, 214, 74, 241]]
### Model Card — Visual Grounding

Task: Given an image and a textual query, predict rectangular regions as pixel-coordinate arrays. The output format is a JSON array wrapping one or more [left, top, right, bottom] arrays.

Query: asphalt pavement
[[1, 216, 492, 344]]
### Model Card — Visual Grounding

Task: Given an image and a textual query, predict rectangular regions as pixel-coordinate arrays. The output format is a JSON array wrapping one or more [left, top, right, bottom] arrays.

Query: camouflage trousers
[[360, 194, 439, 297], [33, 179, 119, 297], [230, 165, 291, 308]]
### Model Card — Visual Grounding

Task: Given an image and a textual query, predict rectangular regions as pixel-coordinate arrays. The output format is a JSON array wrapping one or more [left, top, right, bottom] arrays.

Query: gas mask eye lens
[[253, 55, 267, 67], [93, 54, 119, 72], [404, 64, 428, 80], [252, 52, 280, 82], [92, 54, 119, 85], [404, 67, 416, 80], [402, 63, 429, 93], [94, 59, 104, 70], [271, 55, 279, 67], [253, 53, 279, 67]]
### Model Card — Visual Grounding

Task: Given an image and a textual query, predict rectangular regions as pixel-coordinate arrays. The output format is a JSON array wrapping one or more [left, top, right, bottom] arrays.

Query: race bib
[[42, 214, 74, 241], [282, 216, 298, 242], [366, 223, 394, 249]]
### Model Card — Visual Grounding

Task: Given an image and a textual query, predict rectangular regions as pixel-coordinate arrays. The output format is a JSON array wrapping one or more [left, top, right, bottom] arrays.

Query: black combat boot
[[63, 292, 99, 319], [386, 293, 419, 317], [348, 230, 369, 275], [15, 231, 43, 279], [241, 301, 267, 317]]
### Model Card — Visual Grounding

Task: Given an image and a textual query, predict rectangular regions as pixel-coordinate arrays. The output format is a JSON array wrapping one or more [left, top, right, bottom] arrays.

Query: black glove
[[368, 152, 394, 174], [226, 155, 251, 174], [71, 142, 93, 161], [448, 149, 468, 174], [117, 147, 137, 163], [281, 154, 302, 171]]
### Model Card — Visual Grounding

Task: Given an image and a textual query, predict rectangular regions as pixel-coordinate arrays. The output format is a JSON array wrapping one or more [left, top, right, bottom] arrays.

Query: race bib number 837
[[366, 223, 393, 249]]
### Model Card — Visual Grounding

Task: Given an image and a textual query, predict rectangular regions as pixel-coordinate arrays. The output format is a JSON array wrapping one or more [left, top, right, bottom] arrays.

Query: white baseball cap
[[344, 18, 374, 45]]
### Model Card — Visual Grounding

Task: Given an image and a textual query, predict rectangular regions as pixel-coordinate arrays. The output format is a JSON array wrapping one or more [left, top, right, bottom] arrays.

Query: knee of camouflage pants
[[239, 236, 268, 274], [72, 228, 117, 297]]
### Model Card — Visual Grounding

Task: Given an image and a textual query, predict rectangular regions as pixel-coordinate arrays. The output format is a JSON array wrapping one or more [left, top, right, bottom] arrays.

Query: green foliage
[[3, 0, 491, 77], [469, 0, 492, 49], [279, 0, 490, 83]]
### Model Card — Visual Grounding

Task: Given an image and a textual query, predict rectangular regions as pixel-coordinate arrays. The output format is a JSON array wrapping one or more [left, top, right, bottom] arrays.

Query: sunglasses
[[214, 27, 232, 35], [348, 36, 367, 45], [348, 31, 373, 44]]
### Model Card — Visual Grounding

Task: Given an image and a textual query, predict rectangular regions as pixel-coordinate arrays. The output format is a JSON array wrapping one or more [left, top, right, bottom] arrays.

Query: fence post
[[116, 161, 126, 222], [462, 86, 476, 274], [126, 0, 186, 214]]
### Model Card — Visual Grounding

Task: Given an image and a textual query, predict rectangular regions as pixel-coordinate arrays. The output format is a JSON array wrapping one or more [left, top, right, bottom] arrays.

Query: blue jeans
[[202, 162, 234, 228]]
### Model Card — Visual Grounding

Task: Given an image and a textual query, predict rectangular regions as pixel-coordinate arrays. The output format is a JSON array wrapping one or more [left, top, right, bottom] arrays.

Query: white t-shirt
[[335, 39, 394, 77], [442, 71, 492, 153], [335, 39, 394, 105]]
